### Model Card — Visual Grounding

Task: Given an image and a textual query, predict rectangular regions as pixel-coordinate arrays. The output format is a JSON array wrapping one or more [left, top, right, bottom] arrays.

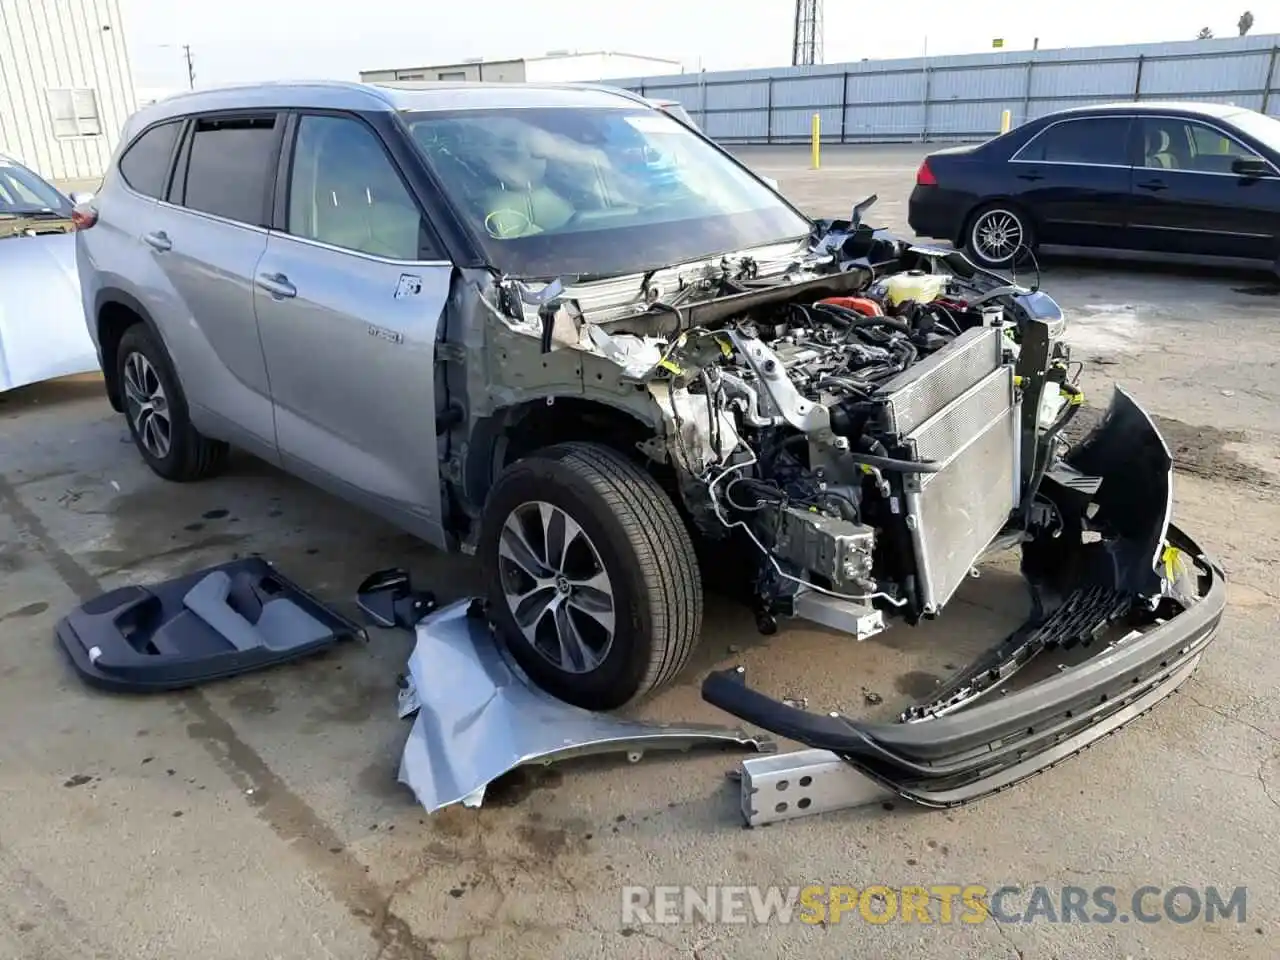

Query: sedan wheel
[[968, 207, 1027, 268], [498, 500, 617, 674]]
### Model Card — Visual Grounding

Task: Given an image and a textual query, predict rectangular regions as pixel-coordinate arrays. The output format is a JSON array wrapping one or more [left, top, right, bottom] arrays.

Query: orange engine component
[[816, 296, 883, 316]]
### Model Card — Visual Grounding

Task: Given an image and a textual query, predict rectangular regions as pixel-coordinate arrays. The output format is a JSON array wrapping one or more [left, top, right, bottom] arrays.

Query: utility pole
[[182, 44, 195, 89]]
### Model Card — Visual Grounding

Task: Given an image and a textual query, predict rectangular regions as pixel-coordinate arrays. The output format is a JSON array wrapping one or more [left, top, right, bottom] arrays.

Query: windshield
[[1225, 108, 1280, 152], [404, 106, 811, 278], [0, 158, 71, 217]]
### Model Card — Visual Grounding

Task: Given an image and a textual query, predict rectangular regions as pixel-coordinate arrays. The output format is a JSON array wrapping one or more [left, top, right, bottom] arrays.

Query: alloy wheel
[[122, 351, 172, 459], [497, 500, 616, 674], [971, 209, 1024, 264]]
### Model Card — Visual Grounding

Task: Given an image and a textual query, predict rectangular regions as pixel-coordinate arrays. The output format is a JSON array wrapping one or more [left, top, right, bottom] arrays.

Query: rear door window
[[1016, 117, 1131, 165], [177, 115, 280, 226], [118, 121, 181, 198]]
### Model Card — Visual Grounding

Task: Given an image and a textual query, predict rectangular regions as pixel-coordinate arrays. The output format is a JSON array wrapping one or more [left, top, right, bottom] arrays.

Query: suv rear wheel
[[478, 442, 703, 710], [117, 324, 228, 482]]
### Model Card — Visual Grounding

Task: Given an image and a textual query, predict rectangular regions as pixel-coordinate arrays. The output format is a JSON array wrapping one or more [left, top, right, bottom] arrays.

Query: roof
[[121, 79, 648, 138], [1049, 100, 1246, 119]]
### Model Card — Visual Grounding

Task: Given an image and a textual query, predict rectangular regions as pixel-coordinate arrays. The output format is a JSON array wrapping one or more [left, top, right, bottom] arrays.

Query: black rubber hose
[[781, 434, 943, 474], [816, 304, 912, 336]]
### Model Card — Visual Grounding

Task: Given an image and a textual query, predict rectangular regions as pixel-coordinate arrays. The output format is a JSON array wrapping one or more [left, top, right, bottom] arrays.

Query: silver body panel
[[0, 230, 99, 392], [398, 601, 774, 813]]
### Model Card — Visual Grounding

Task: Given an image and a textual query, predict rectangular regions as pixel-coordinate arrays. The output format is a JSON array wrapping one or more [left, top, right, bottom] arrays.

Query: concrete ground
[[4, 145, 1278, 959]]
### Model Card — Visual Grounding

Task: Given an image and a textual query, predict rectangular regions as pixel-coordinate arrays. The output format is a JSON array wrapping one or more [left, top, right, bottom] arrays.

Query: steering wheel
[[484, 207, 533, 239]]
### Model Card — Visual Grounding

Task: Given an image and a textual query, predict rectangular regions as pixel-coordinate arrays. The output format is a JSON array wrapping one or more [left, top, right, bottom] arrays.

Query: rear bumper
[[702, 527, 1223, 806], [907, 185, 970, 242]]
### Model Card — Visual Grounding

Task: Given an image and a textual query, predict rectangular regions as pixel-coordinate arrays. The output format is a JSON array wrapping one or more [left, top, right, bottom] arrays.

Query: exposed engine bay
[[471, 193, 1222, 806], [495, 196, 1079, 644]]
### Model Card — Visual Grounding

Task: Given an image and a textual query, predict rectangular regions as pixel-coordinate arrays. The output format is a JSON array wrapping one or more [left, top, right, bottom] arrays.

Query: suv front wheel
[[116, 324, 228, 482], [478, 442, 703, 711]]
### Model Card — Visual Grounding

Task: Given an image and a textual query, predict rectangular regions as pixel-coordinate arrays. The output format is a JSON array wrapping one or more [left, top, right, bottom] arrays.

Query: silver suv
[[76, 80, 1105, 719]]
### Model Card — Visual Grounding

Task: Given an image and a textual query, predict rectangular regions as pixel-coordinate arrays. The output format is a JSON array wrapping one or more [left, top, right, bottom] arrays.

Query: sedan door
[[1007, 116, 1134, 248], [1127, 116, 1280, 261], [254, 112, 453, 546]]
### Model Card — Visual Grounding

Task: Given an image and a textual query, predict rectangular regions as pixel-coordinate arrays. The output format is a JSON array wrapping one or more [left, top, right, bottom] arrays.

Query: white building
[[360, 51, 684, 85], [0, 0, 138, 182]]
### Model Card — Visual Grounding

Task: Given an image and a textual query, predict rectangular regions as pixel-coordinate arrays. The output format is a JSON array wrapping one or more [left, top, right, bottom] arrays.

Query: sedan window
[[1016, 117, 1131, 166], [1137, 117, 1265, 174]]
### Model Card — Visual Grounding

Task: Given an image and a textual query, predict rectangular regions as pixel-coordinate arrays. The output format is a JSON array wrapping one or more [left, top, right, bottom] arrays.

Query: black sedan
[[908, 101, 1280, 271]]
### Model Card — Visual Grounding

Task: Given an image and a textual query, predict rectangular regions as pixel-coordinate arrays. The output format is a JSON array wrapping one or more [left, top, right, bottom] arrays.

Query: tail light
[[915, 159, 937, 186], [71, 205, 98, 230]]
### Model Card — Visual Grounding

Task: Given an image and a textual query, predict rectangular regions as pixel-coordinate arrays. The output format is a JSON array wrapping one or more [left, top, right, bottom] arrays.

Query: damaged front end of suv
[[444, 188, 1224, 805]]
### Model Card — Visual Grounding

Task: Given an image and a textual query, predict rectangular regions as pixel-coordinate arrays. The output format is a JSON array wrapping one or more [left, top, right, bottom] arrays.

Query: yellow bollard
[[1000, 109, 1012, 134], [811, 113, 821, 169]]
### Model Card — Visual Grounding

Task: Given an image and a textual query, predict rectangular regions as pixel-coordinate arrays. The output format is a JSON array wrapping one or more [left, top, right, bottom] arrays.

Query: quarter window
[[1016, 118, 1131, 166], [286, 114, 427, 260], [118, 121, 181, 199], [179, 116, 279, 226], [1138, 117, 1265, 174]]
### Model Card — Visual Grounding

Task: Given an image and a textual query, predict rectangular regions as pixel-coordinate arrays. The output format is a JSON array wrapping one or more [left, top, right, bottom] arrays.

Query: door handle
[[1137, 179, 1168, 192], [256, 272, 296, 299], [1016, 170, 1044, 181], [143, 230, 171, 252]]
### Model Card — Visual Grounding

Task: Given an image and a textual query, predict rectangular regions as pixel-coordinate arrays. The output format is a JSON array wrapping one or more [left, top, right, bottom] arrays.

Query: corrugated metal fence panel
[[844, 103, 925, 141], [1030, 60, 1136, 99], [771, 106, 842, 141], [846, 70, 926, 105], [929, 64, 1026, 102], [1141, 52, 1272, 95], [928, 100, 1020, 137], [704, 110, 768, 142], [609, 33, 1280, 144], [771, 74, 843, 108], [0, 0, 136, 181], [641, 81, 698, 102], [706, 80, 771, 111]]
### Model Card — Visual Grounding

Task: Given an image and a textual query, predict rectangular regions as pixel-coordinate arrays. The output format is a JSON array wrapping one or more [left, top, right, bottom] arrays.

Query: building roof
[[121, 79, 649, 138], [361, 50, 682, 75]]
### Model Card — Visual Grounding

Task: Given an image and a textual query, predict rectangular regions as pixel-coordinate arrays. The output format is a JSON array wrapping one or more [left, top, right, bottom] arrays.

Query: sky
[[122, 0, 1280, 92]]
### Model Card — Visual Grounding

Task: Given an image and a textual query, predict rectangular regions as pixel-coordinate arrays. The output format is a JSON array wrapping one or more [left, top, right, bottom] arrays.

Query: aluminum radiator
[[874, 327, 1020, 613]]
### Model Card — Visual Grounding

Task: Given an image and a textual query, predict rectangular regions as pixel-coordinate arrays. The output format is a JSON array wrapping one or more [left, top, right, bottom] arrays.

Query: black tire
[[116, 324, 228, 482], [478, 442, 703, 710], [963, 202, 1037, 271]]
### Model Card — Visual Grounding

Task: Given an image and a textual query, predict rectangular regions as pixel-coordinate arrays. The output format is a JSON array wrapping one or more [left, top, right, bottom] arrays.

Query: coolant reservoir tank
[[883, 271, 946, 307]]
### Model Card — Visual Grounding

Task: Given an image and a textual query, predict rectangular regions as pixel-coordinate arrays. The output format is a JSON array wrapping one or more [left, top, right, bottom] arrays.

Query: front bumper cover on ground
[[701, 388, 1227, 808], [704, 539, 1221, 807]]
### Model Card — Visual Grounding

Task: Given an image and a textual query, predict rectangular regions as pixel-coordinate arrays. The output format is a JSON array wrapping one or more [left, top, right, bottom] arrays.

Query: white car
[[0, 152, 100, 393]]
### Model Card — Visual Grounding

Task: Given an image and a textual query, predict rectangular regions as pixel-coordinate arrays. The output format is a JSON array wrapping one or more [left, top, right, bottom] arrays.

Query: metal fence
[[609, 34, 1280, 144]]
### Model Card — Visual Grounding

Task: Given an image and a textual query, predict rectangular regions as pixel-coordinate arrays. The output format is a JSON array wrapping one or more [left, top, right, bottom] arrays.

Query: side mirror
[[1231, 156, 1271, 179], [69, 190, 95, 205], [762, 176, 779, 191]]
